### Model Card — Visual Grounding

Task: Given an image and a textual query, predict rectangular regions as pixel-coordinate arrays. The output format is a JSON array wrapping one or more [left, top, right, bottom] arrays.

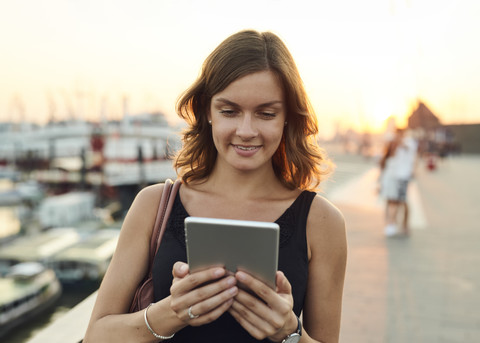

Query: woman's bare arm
[[303, 195, 347, 342], [84, 184, 184, 342]]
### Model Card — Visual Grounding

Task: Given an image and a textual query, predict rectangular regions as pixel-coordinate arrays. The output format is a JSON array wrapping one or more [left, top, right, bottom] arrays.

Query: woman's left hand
[[228, 270, 298, 342]]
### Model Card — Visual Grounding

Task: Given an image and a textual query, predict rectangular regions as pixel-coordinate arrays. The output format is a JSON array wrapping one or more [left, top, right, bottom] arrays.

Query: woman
[[84, 30, 347, 343]]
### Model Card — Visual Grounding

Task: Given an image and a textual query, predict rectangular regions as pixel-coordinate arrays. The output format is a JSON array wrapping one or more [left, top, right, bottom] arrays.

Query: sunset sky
[[1, 0, 479, 137]]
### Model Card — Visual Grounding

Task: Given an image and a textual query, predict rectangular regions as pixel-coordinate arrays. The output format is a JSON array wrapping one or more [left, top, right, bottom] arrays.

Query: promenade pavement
[[326, 153, 480, 343]]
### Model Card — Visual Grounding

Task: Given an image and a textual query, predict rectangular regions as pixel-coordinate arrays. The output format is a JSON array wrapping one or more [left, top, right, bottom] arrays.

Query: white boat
[[0, 189, 22, 206], [0, 167, 20, 182], [0, 228, 81, 276], [48, 229, 120, 283], [37, 192, 96, 228], [0, 114, 181, 187], [0, 179, 21, 206], [0, 179, 45, 206], [0, 262, 62, 338]]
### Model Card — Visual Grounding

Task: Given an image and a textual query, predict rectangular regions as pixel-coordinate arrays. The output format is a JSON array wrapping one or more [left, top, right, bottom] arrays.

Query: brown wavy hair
[[174, 30, 333, 191]]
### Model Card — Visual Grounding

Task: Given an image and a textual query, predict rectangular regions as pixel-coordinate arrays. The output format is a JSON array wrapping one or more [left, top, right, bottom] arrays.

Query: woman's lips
[[232, 144, 261, 156]]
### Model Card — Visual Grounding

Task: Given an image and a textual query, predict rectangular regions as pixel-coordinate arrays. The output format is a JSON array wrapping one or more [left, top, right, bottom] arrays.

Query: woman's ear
[[207, 109, 212, 123]]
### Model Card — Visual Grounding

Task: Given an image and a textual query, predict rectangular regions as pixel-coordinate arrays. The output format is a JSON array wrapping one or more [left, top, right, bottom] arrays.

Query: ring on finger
[[188, 306, 200, 319]]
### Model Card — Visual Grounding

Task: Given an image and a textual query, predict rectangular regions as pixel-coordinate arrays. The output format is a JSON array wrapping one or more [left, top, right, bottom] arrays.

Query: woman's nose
[[236, 114, 258, 140]]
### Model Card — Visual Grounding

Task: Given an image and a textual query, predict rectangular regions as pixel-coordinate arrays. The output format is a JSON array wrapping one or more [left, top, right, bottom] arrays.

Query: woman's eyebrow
[[213, 98, 238, 107], [213, 98, 283, 108]]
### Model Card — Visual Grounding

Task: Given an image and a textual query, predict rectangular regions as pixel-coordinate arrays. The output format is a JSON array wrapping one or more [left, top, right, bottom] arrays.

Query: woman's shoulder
[[311, 192, 344, 217], [307, 193, 345, 236], [122, 183, 167, 235], [306, 193, 346, 260], [135, 183, 166, 202]]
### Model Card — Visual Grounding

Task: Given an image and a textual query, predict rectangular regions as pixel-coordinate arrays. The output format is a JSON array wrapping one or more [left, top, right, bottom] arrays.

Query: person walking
[[379, 128, 418, 236]]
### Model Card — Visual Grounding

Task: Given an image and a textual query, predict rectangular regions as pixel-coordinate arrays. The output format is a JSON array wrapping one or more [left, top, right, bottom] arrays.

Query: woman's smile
[[232, 144, 262, 156]]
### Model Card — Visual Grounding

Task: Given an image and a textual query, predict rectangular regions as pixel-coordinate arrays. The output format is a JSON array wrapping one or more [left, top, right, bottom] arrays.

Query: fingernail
[[180, 264, 188, 273], [214, 268, 224, 277], [236, 271, 246, 281], [229, 286, 238, 295], [226, 276, 236, 286]]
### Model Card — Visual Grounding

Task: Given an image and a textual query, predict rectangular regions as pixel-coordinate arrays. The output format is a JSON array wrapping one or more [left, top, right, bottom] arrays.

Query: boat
[[0, 181, 22, 244], [37, 192, 96, 229], [0, 205, 21, 244], [0, 179, 21, 206], [0, 167, 20, 182], [0, 228, 81, 276], [48, 229, 120, 283], [0, 189, 22, 206], [0, 179, 44, 209], [0, 114, 180, 188], [0, 262, 62, 338]]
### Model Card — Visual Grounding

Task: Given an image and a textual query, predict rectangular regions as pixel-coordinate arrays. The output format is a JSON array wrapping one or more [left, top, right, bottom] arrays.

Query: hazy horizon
[[1, 0, 480, 137]]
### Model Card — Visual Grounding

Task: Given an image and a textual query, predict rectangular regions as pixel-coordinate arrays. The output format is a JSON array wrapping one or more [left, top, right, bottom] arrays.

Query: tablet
[[184, 216, 279, 289]]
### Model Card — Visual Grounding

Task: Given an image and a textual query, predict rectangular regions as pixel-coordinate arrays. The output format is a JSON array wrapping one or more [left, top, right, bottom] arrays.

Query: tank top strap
[[294, 190, 317, 227], [276, 190, 316, 247]]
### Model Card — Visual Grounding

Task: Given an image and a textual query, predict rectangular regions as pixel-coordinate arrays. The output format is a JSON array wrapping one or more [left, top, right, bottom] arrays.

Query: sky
[[1, 0, 479, 137]]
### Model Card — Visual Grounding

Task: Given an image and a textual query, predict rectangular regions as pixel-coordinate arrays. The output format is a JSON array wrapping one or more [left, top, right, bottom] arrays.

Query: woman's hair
[[174, 29, 333, 191]]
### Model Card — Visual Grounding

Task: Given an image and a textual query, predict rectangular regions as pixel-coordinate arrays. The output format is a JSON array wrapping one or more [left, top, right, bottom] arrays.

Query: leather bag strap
[[147, 179, 181, 272]]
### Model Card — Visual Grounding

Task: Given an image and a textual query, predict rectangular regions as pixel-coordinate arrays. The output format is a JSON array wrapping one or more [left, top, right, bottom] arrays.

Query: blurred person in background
[[379, 128, 418, 237]]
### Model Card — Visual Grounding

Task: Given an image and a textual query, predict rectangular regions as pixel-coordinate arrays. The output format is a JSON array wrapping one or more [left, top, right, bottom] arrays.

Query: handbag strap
[[147, 179, 181, 272]]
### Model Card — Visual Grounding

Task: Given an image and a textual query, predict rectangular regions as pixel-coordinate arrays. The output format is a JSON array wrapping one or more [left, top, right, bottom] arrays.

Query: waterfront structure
[[0, 114, 180, 187], [0, 228, 81, 275], [48, 229, 120, 283], [0, 262, 62, 339], [37, 192, 96, 228]]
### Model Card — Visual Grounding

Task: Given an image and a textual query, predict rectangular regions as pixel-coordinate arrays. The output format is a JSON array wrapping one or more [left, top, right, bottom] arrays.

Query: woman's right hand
[[169, 262, 238, 326]]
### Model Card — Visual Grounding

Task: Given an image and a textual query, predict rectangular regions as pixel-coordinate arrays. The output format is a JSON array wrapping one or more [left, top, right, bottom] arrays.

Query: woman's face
[[208, 70, 286, 174]]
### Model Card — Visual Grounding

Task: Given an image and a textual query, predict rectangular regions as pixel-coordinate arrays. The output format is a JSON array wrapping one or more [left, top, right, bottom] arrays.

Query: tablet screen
[[184, 216, 279, 289]]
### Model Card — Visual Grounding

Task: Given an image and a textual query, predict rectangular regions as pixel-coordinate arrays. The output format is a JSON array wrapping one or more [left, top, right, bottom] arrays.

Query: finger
[[233, 287, 270, 316], [170, 275, 236, 315], [275, 271, 292, 295], [182, 275, 236, 307], [190, 297, 234, 326], [235, 271, 280, 306], [172, 262, 189, 278], [228, 305, 272, 340], [171, 267, 226, 294], [232, 288, 284, 332], [187, 286, 238, 325]]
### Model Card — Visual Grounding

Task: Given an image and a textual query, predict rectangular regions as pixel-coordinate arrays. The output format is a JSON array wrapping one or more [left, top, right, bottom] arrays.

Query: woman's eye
[[219, 109, 236, 116], [259, 112, 276, 118]]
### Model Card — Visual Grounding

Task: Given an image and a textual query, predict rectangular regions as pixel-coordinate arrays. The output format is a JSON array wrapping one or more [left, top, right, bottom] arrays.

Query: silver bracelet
[[144, 303, 175, 340]]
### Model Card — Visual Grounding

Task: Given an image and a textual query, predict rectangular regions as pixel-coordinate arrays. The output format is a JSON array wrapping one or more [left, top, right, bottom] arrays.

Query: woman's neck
[[200, 163, 285, 200]]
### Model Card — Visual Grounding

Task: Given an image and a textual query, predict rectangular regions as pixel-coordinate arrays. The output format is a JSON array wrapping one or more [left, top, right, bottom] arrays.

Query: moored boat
[[0, 228, 81, 276], [48, 229, 120, 283], [0, 262, 62, 338]]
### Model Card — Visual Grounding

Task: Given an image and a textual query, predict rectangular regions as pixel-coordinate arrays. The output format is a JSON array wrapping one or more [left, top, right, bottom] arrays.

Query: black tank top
[[152, 189, 316, 342]]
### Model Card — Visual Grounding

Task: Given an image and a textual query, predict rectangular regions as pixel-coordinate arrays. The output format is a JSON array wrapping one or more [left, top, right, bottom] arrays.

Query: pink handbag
[[129, 179, 181, 312]]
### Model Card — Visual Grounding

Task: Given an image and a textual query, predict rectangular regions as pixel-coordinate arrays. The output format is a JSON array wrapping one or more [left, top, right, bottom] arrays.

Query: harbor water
[[3, 283, 98, 343]]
